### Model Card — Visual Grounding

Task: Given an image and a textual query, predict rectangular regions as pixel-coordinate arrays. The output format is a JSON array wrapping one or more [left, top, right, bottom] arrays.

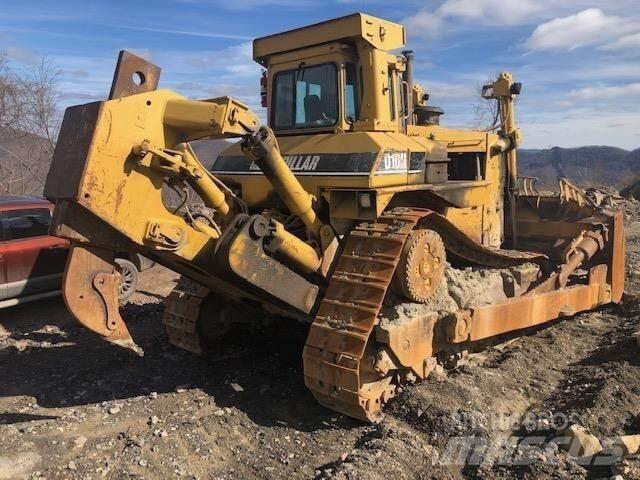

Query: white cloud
[[525, 8, 636, 51], [406, 2, 640, 52], [148, 42, 262, 108], [438, 0, 542, 26], [569, 82, 640, 100], [45, 40, 263, 110], [403, 10, 441, 39], [421, 81, 475, 100], [515, 60, 640, 87], [601, 32, 640, 51], [405, 0, 559, 39], [177, 42, 258, 78]]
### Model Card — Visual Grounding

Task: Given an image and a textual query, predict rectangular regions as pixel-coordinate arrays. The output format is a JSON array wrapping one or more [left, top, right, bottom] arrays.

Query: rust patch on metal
[[162, 278, 211, 355], [375, 312, 438, 367], [109, 50, 161, 100], [609, 210, 625, 303], [63, 245, 142, 355], [44, 101, 102, 201], [446, 310, 472, 344], [468, 283, 601, 342]]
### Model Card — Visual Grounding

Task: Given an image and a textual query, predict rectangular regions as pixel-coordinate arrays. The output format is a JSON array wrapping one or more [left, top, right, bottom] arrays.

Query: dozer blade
[[62, 245, 143, 356]]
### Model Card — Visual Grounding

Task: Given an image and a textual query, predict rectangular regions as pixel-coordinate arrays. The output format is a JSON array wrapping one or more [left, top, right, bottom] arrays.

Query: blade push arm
[[45, 63, 331, 353]]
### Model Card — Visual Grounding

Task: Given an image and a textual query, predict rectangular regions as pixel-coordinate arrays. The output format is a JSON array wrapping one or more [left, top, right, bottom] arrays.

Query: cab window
[[1, 208, 51, 241], [344, 63, 359, 124], [388, 70, 396, 121], [272, 63, 338, 130]]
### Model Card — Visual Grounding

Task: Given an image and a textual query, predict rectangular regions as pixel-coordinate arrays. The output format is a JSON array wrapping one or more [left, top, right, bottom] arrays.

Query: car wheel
[[115, 258, 138, 302]]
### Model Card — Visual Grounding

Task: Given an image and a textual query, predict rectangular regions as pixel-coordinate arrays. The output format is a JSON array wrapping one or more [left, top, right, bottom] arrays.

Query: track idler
[[62, 244, 143, 356]]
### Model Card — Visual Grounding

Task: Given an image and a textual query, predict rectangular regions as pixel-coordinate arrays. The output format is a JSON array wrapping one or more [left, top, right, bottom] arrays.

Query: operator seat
[[304, 95, 324, 122]]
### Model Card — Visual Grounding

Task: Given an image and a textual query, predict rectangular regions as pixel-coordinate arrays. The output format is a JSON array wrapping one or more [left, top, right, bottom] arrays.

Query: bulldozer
[[44, 13, 625, 422]]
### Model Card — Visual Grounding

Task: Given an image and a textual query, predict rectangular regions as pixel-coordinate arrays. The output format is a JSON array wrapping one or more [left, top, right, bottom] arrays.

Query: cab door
[[3, 206, 67, 298]]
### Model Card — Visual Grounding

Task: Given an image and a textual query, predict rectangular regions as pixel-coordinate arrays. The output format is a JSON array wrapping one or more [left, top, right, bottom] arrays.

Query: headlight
[[359, 193, 372, 208]]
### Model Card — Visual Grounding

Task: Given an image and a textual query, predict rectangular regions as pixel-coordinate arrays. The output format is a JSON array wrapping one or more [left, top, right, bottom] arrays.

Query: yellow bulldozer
[[44, 13, 625, 421]]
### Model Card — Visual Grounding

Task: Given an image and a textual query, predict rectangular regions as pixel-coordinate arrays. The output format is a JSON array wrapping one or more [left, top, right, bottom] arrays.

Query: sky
[[1, 0, 639, 150]]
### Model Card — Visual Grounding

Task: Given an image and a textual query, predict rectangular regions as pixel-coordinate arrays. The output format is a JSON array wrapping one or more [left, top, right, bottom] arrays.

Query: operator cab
[[254, 13, 406, 135]]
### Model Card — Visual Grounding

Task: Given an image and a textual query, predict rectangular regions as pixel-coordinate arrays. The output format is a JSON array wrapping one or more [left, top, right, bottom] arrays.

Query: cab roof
[[253, 13, 405, 66]]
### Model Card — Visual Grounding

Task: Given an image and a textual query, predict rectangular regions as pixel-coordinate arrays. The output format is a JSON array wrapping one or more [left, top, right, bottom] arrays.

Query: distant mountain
[[619, 148, 640, 199], [627, 148, 640, 167], [518, 146, 638, 190]]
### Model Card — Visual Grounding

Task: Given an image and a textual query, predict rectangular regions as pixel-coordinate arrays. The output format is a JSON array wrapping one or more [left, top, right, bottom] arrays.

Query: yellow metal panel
[[77, 90, 211, 260], [253, 13, 404, 64], [266, 43, 355, 68], [216, 130, 465, 207], [408, 125, 492, 152], [444, 207, 483, 243], [353, 48, 400, 132]]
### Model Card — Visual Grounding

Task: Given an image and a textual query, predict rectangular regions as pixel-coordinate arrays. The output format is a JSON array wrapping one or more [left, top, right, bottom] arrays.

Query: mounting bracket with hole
[[109, 50, 161, 100]]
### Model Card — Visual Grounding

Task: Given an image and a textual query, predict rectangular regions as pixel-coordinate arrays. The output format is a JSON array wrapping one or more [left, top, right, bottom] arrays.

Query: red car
[[0, 196, 148, 308]]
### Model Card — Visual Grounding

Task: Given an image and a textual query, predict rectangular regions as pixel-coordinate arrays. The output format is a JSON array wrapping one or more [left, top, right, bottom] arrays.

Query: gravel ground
[[1, 199, 639, 480]]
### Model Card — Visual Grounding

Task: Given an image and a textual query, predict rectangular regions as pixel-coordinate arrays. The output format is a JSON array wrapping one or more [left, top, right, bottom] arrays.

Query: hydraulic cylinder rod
[[268, 220, 322, 273], [176, 143, 230, 216], [241, 127, 324, 237]]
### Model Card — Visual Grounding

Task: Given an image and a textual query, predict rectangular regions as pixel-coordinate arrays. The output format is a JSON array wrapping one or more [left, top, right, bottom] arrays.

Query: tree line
[[0, 52, 59, 196]]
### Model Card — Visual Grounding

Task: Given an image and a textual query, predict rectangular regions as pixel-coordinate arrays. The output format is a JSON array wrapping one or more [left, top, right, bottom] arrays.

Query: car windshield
[[2, 208, 51, 241], [272, 63, 338, 130]]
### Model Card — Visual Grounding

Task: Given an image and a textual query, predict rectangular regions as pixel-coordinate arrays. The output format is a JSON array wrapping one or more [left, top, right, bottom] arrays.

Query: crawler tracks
[[302, 209, 425, 421], [302, 208, 545, 421], [162, 208, 549, 421], [162, 278, 210, 356]]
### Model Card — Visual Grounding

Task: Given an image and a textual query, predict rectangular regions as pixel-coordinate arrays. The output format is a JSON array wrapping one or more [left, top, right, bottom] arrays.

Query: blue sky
[[1, 0, 639, 149]]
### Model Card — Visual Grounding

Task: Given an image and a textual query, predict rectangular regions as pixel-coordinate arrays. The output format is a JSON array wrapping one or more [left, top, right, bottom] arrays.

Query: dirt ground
[[1, 200, 640, 480]]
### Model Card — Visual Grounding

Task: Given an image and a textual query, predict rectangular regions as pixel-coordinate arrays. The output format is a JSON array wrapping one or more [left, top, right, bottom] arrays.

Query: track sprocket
[[392, 228, 446, 303]]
